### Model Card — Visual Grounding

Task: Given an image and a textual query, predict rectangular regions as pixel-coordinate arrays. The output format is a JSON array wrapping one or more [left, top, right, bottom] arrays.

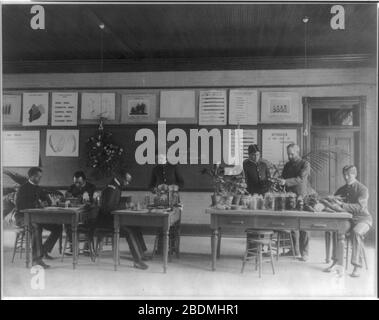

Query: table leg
[[25, 214, 31, 268], [163, 228, 169, 273], [216, 228, 221, 259], [72, 223, 78, 270], [325, 231, 331, 263], [211, 228, 219, 271], [336, 232, 346, 270], [114, 216, 120, 271]]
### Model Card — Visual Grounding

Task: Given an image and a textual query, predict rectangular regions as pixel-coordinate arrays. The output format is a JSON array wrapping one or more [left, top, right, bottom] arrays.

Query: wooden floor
[[2, 229, 376, 299]]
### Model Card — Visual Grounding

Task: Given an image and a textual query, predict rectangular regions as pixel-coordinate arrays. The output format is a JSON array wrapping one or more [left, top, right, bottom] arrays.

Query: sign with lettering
[[260, 92, 302, 123]]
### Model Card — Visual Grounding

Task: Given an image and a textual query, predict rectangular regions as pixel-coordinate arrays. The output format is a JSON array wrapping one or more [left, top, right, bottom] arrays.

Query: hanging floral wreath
[[86, 118, 124, 179]]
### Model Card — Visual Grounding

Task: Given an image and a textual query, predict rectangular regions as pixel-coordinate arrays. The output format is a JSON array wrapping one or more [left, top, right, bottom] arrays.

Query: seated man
[[95, 169, 149, 270], [66, 171, 96, 203], [324, 165, 372, 277], [64, 171, 97, 255], [15, 167, 62, 268]]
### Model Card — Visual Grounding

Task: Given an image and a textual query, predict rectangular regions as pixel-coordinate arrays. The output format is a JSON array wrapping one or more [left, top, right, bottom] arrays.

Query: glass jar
[[286, 193, 297, 210], [249, 194, 258, 210], [264, 193, 275, 210]]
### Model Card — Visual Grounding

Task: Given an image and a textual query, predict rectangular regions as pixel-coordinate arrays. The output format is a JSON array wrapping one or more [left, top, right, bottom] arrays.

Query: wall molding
[[3, 54, 375, 74]]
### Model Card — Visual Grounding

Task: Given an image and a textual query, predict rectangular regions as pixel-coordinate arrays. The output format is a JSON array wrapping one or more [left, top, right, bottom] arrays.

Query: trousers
[[291, 230, 309, 257], [31, 223, 62, 261], [330, 222, 370, 268]]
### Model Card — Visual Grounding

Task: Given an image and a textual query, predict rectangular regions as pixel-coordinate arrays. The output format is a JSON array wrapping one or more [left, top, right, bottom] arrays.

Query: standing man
[[278, 144, 315, 261], [243, 144, 271, 195], [149, 152, 184, 192], [95, 169, 149, 270], [323, 165, 372, 277], [15, 167, 62, 268]]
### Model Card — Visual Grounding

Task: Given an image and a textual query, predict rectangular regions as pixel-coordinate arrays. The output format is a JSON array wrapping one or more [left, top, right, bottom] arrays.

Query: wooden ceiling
[[2, 3, 377, 73]]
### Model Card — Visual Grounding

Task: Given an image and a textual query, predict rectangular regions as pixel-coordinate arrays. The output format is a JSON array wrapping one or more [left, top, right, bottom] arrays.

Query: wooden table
[[205, 208, 352, 271], [112, 208, 181, 273], [21, 206, 91, 269]]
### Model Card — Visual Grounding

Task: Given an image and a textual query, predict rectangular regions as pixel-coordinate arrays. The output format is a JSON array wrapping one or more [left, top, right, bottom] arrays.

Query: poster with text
[[2, 131, 40, 167], [262, 129, 297, 172], [198, 90, 227, 125], [229, 89, 258, 125], [261, 92, 302, 123], [22, 92, 49, 126], [51, 92, 78, 126], [46, 130, 79, 157]]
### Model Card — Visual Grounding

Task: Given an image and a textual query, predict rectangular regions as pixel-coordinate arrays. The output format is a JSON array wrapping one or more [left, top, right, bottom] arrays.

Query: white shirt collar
[[113, 178, 121, 186], [28, 179, 36, 186]]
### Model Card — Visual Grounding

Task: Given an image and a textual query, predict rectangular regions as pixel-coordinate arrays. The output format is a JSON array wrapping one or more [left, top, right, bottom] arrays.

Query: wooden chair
[[61, 224, 96, 262], [241, 229, 275, 278], [11, 227, 26, 263], [152, 221, 181, 261]]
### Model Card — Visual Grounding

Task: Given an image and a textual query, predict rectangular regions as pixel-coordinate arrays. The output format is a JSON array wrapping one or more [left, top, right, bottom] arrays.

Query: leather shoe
[[32, 259, 50, 269], [133, 261, 148, 270], [142, 255, 152, 261], [44, 253, 55, 260]]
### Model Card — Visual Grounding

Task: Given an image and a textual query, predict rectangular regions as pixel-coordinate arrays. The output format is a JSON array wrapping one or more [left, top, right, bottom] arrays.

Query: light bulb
[[302, 16, 309, 23]]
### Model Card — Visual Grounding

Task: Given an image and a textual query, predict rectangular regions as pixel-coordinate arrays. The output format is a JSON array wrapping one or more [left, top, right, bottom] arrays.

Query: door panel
[[311, 130, 355, 196]]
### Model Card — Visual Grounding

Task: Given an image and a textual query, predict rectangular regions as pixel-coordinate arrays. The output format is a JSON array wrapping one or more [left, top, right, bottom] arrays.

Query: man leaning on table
[[277, 143, 315, 262], [323, 165, 372, 278], [94, 168, 150, 270], [15, 167, 62, 269]]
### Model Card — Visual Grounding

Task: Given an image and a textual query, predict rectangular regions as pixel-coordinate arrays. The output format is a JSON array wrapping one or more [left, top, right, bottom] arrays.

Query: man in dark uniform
[[65, 171, 97, 255], [323, 165, 372, 277], [243, 144, 270, 195], [149, 152, 184, 192], [278, 143, 315, 261], [15, 167, 62, 268], [95, 169, 149, 270], [149, 152, 184, 254], [66, 171, 96, 203]]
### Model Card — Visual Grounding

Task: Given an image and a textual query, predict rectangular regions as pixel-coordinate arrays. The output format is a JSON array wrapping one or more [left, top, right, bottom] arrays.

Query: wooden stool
[[241, 229, 275, 278], [12, 227, 26, 263], [274, 230, 296, 260]]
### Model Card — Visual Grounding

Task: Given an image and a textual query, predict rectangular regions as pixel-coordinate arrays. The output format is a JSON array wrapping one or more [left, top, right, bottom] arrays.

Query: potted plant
[[201, 163, 225, 206], [222, 173, 248, 205]]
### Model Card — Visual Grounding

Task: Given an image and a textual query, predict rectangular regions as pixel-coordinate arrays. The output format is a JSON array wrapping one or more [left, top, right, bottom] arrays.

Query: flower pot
[[224, 196, 234, 206], [232, 195, 241, 205], [211, 194, 221, 206]]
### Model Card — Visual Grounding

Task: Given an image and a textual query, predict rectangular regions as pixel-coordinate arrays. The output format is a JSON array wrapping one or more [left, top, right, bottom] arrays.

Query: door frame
[[302, 96, 367, 186]]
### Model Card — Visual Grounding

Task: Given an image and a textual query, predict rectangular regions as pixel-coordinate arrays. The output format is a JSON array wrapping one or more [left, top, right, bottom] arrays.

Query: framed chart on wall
[[22, 92, 49, 126], [261, 129, 297, 172], [2, 94, 22, 124], [121, 94, 157, 124], [260, 92, 302, 123], [46, 130, 79, 157]]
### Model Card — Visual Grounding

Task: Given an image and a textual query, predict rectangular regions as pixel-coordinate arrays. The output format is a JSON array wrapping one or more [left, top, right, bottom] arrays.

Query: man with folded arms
[[15, 167, 62, 269]]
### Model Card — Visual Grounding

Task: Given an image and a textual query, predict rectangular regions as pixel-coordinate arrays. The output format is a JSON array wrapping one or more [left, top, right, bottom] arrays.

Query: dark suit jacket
[[16, 181, 51, 211], [149, 164, 184, 190], [96, 179, 123, 228], [243, 159, 270, 195], [67, 181, 96, 202], [282, 159, 314, 197]]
